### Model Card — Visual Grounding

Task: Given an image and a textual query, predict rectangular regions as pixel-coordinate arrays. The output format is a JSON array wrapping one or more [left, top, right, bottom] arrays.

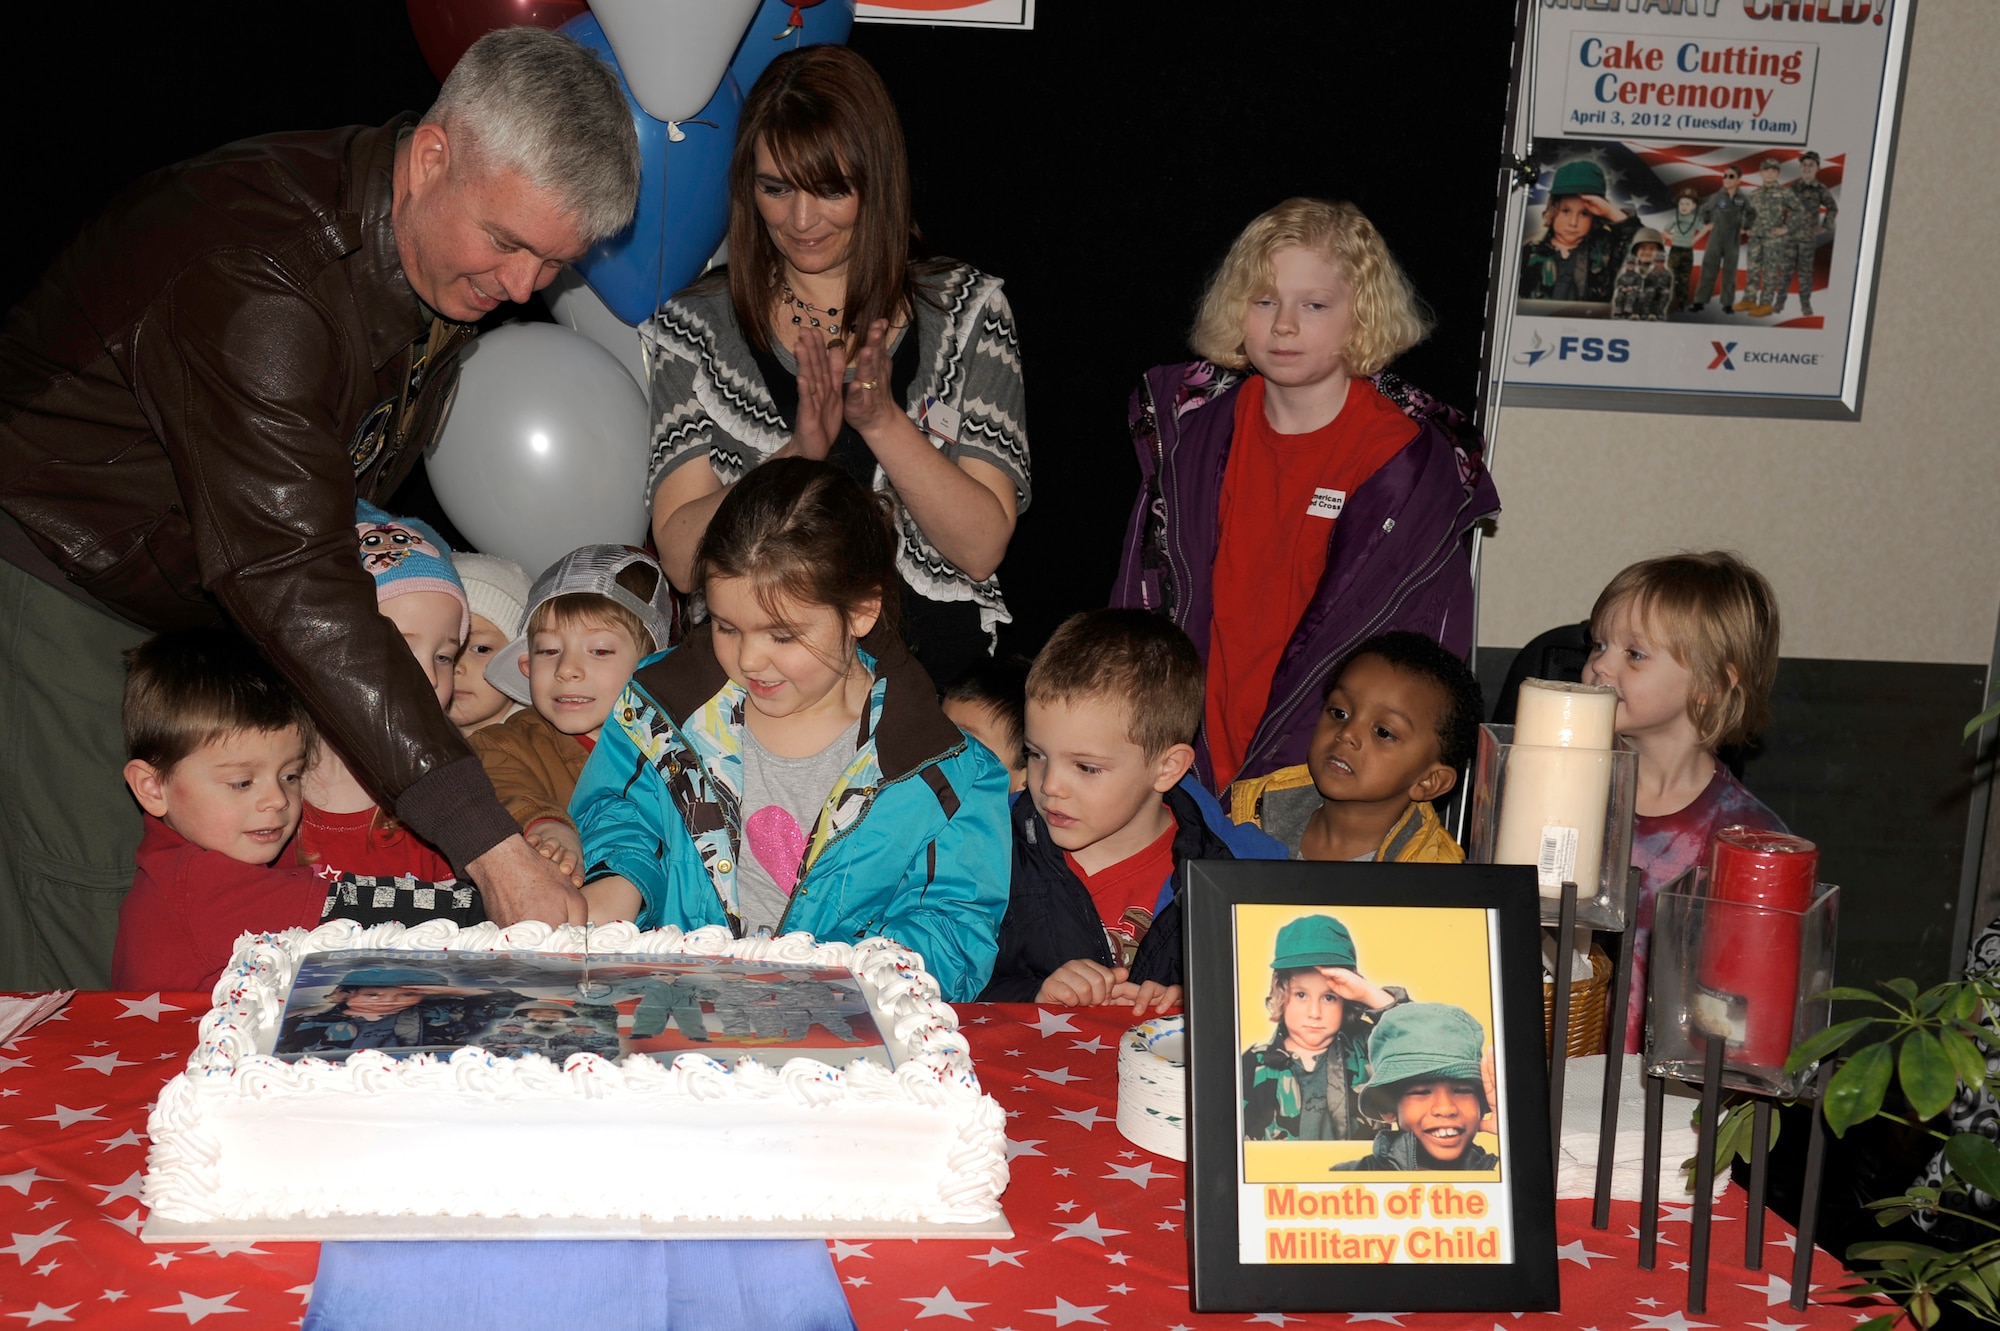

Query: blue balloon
[[564, 13, 744, 327], [725, 0, 856, 98]]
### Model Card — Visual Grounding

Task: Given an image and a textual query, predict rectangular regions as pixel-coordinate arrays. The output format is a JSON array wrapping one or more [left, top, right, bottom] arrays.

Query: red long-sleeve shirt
[[110, 815, 326, 994]]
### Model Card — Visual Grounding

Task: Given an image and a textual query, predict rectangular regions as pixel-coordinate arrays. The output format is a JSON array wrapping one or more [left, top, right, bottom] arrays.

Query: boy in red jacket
[[111, 629, 324, 993]]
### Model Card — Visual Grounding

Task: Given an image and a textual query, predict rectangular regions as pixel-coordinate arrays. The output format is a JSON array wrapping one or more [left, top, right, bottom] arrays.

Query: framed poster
[[1499, 0, 1915, 418], [1183, 860, 1557, 1314]]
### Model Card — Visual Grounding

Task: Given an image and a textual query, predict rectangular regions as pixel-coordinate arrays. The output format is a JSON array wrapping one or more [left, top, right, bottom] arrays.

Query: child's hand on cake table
[[1108, 979, 1181, 1016], [525, 820, 586, 886], [1035, 958, 1121, 1007], [580, 875, 643, 925]]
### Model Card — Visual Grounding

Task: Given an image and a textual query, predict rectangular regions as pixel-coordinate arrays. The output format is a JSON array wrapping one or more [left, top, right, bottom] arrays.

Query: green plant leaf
[[1823, 986, 1896, 1006], [1887, 978, 1921, 1003], [1943, 1027, 1990, 1088], [1966, 698, 2000, 741], [1903, 1032, 1961, 1122], [1852, 1241, 1953, 1261], [1712, 1100, 1754, 1172], [1788, 1017, 1880, 1074], [1961, 1258, 2000, 1308], [1827, 1043, 1896, 1136], [1953, 1016, 2000, 1048], [1946, 1135, 2000, 1200]]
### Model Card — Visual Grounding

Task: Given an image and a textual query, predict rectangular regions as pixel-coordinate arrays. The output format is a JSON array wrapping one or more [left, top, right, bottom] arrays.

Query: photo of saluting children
[[1236, 903, 1501, 1182]]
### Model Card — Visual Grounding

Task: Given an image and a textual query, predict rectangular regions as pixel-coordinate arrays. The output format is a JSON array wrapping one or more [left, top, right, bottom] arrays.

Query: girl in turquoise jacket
[[573, 460, 1009, 1002]]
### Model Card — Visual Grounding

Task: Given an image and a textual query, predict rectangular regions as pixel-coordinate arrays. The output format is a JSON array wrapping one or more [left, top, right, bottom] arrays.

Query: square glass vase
[[1645, 866, 1841, 1098], [1469, 723, 1638, 931]]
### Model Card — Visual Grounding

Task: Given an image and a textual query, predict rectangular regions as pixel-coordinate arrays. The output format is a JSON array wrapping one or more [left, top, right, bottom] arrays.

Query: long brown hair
[[726, 45, 914, 354], [692, 458, 901, 655]]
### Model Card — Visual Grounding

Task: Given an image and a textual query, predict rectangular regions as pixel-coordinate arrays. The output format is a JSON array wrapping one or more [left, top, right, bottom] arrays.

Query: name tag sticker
[[919, 396, 961, 446], [1307, 487, 1346, 519]]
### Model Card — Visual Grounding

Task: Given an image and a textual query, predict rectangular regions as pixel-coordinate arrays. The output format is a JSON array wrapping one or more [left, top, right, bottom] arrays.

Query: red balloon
[[407, 0, 593, 83]]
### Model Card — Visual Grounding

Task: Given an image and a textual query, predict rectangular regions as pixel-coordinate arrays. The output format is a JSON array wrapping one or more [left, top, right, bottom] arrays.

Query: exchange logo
[[1708, 342, 1823, 371]]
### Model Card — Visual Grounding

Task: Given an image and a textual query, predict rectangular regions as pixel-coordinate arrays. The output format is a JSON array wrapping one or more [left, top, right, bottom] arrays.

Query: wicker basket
[[1542, 943, 1614, 1059]]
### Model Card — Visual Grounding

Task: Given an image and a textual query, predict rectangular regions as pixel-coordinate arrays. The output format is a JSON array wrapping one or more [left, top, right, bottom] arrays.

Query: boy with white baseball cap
[[469, 546, 672, 883]]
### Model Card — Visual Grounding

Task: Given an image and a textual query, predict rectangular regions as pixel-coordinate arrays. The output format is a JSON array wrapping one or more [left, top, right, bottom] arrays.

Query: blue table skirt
[[302, 1239, 856, 1331]]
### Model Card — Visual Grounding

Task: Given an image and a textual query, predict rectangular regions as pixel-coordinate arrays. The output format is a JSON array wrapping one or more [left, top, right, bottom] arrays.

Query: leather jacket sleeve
[[133, 254, 516, 870]]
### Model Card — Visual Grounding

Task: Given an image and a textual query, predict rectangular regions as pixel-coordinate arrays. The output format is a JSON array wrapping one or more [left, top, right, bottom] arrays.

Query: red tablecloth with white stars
[[0, 992, 1884, 1329]]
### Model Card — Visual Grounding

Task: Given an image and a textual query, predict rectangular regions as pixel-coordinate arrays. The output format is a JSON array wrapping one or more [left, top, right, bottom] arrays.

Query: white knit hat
[[454, 554, 531, 639]]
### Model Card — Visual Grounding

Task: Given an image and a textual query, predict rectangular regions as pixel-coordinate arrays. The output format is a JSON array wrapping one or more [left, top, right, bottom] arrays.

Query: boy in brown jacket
[[471, 547, 672, 883]]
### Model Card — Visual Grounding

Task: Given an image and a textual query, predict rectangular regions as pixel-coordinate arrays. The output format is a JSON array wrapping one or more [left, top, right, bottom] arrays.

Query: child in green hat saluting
[[1242, 914, 1406, 1141], [1520, 158, 1640, 303], [1334, 1002, 1500, 1171]]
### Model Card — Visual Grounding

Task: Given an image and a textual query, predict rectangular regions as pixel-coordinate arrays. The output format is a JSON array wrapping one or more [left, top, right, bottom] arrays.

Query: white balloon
[[428, 324, 652, 578], [545, 268, 647, 389], [591, 0, 763, 123]]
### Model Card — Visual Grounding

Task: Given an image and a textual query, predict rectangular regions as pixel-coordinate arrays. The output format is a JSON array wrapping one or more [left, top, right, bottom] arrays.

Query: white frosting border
[[144, 920, 1008, 1224]]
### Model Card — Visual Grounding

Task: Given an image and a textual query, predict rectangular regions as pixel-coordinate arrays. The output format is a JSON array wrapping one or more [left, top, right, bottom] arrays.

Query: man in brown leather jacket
[[0, 29, 641, 987]]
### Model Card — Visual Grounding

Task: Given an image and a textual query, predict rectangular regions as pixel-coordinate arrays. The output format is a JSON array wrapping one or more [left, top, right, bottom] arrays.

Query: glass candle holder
[[1469, 723, 1638, 930], [1645, 867, 1841, 1098]]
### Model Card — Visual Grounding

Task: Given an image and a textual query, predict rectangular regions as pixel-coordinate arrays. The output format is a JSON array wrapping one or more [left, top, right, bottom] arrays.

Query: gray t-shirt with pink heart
[[737, 720, 861, 937]]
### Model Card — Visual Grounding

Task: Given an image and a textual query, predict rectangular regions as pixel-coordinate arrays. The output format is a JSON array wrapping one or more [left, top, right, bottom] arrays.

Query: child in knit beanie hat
[[297, 501, 482, 927], [450, 554, 531, 736], [354, 500, 468, 650]]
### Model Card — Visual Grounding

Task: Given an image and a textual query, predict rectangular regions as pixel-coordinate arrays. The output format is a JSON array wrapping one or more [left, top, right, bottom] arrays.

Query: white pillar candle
[[1514, 679, 1619, 750], [1495, 744, 1616, 899]]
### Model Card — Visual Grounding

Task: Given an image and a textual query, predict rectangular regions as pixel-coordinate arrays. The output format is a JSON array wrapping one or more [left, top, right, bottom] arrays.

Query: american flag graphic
[[1629, 142, 1846, 197]]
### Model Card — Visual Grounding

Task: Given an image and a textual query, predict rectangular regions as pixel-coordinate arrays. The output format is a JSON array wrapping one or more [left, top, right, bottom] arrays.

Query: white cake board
[[143, 1210, 1012, 1244]]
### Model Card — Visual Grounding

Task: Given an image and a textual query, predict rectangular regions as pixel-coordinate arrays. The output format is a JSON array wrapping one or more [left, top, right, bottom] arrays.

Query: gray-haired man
[[0, 28, 641, 987]]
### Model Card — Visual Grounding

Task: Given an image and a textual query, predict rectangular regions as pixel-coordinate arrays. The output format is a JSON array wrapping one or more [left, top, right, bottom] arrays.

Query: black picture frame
[[1183, 859, 1559, 1313]]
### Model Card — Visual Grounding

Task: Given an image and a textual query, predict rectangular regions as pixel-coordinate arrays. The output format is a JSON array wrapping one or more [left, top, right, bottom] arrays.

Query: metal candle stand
[[1632, 1049, 1829, 1312], [1627, 875, 1841, 1315], [1544, 865, 1640, 1200]]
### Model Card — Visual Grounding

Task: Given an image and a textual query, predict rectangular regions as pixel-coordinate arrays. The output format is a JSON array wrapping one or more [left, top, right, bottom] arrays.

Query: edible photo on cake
[[272, 950, 891, 1070]]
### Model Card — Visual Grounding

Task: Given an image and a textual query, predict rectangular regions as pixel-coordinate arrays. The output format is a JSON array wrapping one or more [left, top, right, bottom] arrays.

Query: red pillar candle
[[1693, 829, 1820, 1073], [1710, 828, 1819, 911]]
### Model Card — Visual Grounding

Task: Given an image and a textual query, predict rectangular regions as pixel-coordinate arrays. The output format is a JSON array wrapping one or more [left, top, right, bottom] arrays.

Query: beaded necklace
[[779, 281, 847, 344]]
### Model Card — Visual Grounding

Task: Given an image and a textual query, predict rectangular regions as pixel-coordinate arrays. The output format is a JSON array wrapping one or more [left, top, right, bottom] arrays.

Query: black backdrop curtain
[[3, 0, 1515, 657]]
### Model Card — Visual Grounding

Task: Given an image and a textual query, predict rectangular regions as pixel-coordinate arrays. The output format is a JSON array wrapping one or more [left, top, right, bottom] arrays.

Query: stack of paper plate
[[1117, 1015, 1186, 1160]]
